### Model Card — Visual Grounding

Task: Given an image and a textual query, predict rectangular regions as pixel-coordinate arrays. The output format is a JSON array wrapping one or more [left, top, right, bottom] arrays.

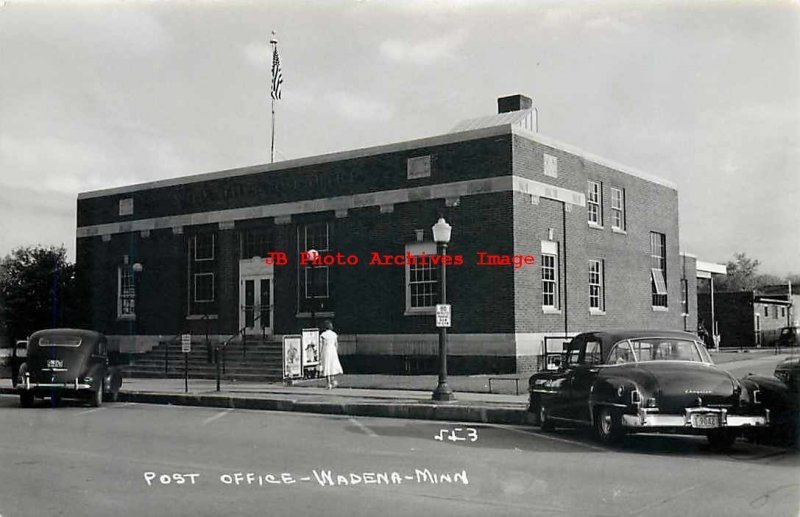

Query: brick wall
[[77, 126, 687, 372]]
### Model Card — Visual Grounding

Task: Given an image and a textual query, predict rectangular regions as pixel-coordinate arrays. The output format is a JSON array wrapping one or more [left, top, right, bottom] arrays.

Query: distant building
[[698, 285, 795, 348], [76, 94, 699, 374]]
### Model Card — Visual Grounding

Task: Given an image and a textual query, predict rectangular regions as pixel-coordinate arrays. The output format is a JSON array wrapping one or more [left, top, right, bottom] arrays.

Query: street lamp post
[[431, 218, 454, 402], [307, 249, 319, 329]]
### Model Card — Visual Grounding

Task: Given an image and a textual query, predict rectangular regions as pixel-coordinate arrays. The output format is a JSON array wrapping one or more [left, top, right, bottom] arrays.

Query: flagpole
[[269, 32, 278, 164]]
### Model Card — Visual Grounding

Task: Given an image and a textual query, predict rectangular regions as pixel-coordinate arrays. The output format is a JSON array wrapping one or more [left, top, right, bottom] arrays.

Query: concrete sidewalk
[[1, 349, 790, 426], [0, 376, 534, 426]]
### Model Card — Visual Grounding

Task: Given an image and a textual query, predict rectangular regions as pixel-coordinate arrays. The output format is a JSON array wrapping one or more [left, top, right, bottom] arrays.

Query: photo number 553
[[434, 427, 478, 443]]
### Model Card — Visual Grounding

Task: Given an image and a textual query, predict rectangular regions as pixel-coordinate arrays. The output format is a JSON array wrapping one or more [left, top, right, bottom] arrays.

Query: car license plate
[[47, 359, 63, 368], [691, 414, 720, 429]]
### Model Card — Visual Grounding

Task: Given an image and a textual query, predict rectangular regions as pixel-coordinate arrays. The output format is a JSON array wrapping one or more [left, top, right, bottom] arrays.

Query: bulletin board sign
[[283, 335, 302, 379], [301, 328, 320, 368]]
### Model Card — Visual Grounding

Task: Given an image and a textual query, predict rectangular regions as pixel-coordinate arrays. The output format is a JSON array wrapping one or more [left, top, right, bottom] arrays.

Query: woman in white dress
[[319, 320, 343, 389]]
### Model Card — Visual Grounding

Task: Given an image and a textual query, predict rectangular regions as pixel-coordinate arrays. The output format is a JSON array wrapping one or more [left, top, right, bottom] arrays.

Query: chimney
[[498, 94, 533, 113]]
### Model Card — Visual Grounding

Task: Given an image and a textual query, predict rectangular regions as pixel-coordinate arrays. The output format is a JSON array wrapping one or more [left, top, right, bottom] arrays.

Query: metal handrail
[[214, 305, 272, 392], [218, 305, 271, 349]]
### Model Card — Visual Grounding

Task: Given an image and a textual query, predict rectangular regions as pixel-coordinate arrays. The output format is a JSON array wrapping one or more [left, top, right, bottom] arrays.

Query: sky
[[1, 0, 798, 275]]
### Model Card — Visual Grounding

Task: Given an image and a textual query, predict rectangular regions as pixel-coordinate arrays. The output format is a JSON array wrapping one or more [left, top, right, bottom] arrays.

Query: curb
[[1, 387, 535, 426]]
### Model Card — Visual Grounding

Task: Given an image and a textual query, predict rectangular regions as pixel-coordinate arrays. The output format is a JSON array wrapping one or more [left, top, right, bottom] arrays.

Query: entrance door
[[754, 313, 761, 347], [239, 259, 274, 336]]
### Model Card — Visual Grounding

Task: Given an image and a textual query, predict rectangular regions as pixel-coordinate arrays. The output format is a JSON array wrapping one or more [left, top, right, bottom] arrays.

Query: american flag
[[271, 45, 283, 100]]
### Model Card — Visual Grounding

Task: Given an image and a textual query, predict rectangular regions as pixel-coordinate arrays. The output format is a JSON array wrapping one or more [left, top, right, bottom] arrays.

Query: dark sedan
[[17, 329, 123, 407], [774, 356, 800, 392], [528, 330, 770, 449]]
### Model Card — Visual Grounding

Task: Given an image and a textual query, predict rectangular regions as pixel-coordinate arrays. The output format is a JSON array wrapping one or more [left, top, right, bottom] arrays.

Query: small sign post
[[181, 334, 191, 393], [435, 304, 451, 328]]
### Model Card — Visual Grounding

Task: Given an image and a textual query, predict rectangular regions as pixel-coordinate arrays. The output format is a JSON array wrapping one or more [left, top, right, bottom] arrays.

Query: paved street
[[0, 395, 797, 517]]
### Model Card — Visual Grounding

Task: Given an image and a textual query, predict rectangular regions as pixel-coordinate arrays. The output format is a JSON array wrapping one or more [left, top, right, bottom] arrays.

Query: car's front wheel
[[707, 429, 737, 450], [20, 392, 34, 408], [90, 382, 103, 408], [594, 406, 624, 445], [539, 402, 555, 432]]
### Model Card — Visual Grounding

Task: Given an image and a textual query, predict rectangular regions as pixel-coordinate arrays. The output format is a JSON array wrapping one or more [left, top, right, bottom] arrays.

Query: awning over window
[[651, 268, 667, 295]]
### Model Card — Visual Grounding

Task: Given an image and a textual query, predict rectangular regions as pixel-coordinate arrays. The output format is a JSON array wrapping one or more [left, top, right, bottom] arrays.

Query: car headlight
[[83, 376, 93, 383]]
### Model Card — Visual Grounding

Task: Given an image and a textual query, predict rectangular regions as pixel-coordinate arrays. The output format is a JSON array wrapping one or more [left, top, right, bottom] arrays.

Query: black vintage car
[[528, 330, 772, 449], [774, 356, 800, 392], [0, 340, 27, 387], [774, 326, 799, 349], [16, 329, 123, 407]]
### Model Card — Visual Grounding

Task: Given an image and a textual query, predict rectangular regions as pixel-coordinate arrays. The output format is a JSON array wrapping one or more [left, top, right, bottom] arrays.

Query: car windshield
[[608, 338, 710, 364], [38, 337, 82, 347]]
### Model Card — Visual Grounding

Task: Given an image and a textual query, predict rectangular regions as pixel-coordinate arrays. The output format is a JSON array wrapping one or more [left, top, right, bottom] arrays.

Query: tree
[[714, 252, 761, 292], [0, 245, 77, 341]]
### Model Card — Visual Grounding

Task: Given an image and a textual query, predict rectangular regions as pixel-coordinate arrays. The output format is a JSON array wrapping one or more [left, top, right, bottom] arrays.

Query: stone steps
[[124, 337, 285, 380]]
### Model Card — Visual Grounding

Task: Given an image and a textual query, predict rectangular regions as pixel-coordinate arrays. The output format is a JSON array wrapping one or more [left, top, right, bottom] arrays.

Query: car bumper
[[18, 377, 92, 391], [621, 407, 769, 429]]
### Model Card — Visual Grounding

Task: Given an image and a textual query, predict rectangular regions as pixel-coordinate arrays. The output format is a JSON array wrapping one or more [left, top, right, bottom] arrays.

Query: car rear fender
[[742, 374, 796, 412], [591, 377, 638, 420]]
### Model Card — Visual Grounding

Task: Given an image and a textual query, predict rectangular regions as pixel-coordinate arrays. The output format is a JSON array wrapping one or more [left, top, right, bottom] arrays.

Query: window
[[194, 273, 215, 302], [117, 261, 136, 320], [300, 223, 330, 312], [587, 180, 602, 226], [650, 232, 667, 307], [608, 342, 634, 365], [194, 233, 215, 261], [241, 229, 273, 259], [775, 306, 780, 319], [610, 187, 625, 231], [629, 338, 704, 363], [588, 260, 604, 311], [188, 233, 217, 315], [405, 242, 438, 313], [782, 307, 787, 318], [544, 153, 558, 178], [584, 340, 602, 364], [542, 253, 559, 308], [566, 339, 583, 366], [763, 306, 768, 317]]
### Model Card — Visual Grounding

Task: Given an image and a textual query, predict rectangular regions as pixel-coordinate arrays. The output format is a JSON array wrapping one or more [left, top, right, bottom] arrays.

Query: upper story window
[[610, 187, 625, 231], [194, 233, 215, 261], [588, 259, 605, 312], [587, 180, 602, 226], [650, 232, 667, 308], [763, 306, 768, 317], [405, 242, 438, 314], [241, 229, 273, 259], [543, 153, 558, 178]]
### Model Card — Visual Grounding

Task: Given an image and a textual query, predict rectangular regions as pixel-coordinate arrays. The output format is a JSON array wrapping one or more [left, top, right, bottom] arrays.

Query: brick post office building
[[76, 95, 698, 374]]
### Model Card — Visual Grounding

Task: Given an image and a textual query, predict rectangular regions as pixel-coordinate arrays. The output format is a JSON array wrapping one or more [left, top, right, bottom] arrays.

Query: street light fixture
[[431, 217, 455, 402], [307, 249, 318, 328]]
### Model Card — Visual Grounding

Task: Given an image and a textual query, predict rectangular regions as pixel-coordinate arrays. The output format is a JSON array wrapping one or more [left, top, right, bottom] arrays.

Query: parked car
[[0, 340, 28, 386], [528, 330, 773, 449], [16, 329, 123, 407], [774, 356, 800, 392], [773, 326, 799, 348]]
